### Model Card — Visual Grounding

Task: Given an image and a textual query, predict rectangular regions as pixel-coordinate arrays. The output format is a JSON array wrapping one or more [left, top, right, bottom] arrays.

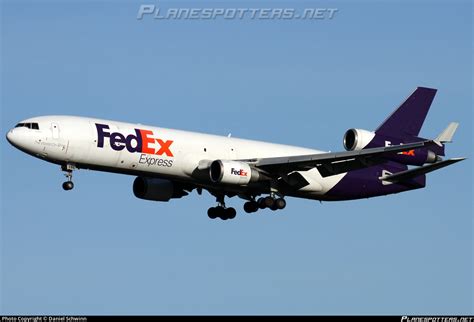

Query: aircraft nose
[[6, 128, 23, 148], [6, 129, 15, 145]]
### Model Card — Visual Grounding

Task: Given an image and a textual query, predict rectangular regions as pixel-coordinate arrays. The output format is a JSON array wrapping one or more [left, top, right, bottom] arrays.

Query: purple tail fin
[[375, 87, 437, 137]]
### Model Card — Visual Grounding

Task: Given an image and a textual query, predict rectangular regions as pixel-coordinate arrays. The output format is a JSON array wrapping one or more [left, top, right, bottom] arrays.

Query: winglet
[[436, 122, 459, 143]]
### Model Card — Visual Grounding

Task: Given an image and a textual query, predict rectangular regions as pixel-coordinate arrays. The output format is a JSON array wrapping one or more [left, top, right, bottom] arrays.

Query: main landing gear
[[207, 206, 236, 220], [207, 194, 236, 220], [61, 164, 75, 191], [207, 193, 287, 220], [243, 196, 286, 213]]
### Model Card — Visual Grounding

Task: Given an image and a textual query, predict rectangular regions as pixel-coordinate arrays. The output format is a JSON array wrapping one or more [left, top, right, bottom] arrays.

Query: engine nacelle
[[387, 148, 439, 165], [343, 128, 440, 165], [343, 128, 376, 151], [133, 177, 175, 201], [209, 160, 261, 185]]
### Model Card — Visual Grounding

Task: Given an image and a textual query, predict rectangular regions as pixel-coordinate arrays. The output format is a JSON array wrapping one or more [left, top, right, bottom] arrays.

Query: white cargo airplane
[[6, 87, 464, 220]]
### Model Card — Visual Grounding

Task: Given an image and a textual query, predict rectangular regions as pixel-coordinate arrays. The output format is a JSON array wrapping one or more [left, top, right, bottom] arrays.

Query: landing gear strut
[[61, 164, 75, 191], [208, 194, 237, 220]]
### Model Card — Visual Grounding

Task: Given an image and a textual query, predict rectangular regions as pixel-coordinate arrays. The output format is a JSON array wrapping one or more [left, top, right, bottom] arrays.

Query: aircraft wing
[[245, 140, 438, 178]]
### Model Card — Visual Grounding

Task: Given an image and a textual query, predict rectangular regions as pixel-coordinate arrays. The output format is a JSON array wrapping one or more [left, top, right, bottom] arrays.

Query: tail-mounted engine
[[343, 129, 376, 151], [343, 128, 440, 166]]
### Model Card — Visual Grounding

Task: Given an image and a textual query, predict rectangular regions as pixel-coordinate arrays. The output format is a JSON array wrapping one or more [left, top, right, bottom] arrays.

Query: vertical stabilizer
[[375, 87, 437, 137]]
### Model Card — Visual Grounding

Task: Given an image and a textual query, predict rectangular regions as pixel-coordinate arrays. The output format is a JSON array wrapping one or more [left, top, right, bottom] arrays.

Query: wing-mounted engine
[[209, 160, 264, 185], [133, 177, 188, 201]]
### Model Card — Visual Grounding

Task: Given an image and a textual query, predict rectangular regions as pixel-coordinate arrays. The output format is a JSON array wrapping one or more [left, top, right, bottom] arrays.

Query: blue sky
[[1, 0, 472, 315]]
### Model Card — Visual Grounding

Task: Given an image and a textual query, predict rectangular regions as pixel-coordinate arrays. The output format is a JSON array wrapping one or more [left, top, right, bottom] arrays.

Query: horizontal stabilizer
[[436, 122, 459, 143], [381, 158, 466, 183]]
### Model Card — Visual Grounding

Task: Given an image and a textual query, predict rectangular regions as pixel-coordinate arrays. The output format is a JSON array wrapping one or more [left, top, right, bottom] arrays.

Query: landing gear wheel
[[244, 201, 259, 213], [263, 196, 275, 208], [216, 206, 228, 220], [225, 207, 237, 219], [257, 197, 266, 209], [210, 206, 223, 220], [207, 207, 218, 219], [62, 181, 74, 191], [275, 198, 286, 210]]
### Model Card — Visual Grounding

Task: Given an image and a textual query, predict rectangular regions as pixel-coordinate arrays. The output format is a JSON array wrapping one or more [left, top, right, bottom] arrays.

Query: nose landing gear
[[61, 164, 76, 191]]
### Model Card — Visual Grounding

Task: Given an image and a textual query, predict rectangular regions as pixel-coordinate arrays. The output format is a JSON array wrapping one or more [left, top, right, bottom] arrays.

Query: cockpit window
[[15, 122, 40, 130]]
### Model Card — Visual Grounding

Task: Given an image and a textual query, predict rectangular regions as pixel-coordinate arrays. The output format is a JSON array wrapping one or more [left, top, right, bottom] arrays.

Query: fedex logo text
[[95, 123, 174, 156], [231, 168, 248, 177], [385, 140, 415, 157], [399, 150, 415, 156]]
